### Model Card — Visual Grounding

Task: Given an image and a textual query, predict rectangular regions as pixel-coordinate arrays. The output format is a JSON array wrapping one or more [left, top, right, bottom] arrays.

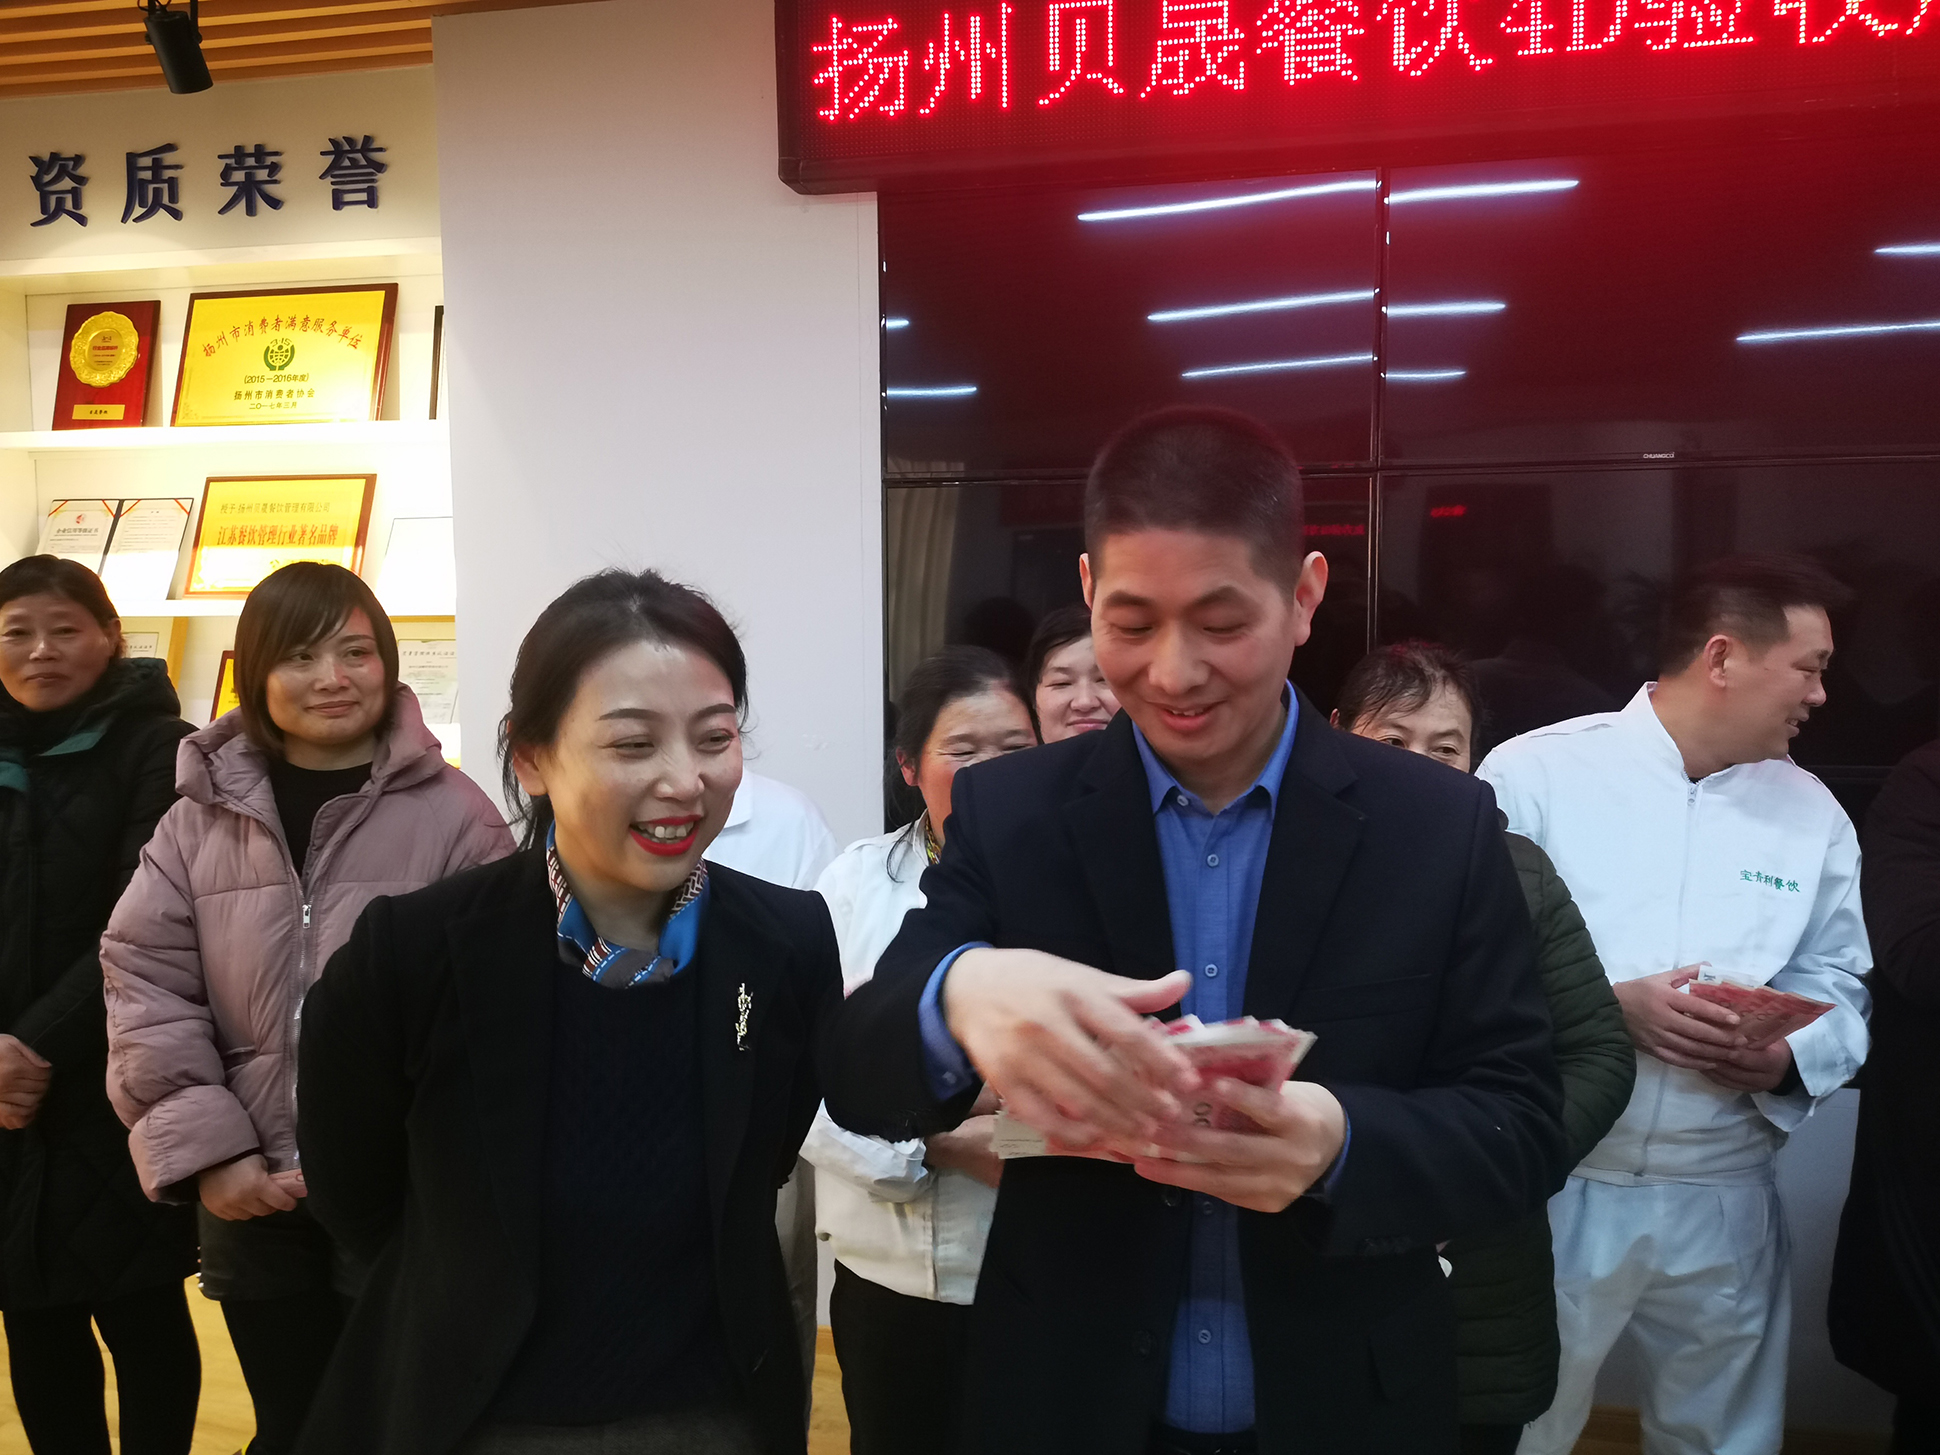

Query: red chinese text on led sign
[[810, 0, 1929, 119]]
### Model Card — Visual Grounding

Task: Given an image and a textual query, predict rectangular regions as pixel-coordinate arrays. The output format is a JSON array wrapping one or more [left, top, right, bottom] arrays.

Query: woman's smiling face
[[514, 636, 743, 908]]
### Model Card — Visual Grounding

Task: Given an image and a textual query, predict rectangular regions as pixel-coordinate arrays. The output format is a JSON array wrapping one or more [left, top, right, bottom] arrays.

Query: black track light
[[139, 0, 213, 95]]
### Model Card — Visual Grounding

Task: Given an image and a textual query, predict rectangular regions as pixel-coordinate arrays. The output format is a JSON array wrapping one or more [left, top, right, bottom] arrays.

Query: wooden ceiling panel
[[0, 0, 585, 98]]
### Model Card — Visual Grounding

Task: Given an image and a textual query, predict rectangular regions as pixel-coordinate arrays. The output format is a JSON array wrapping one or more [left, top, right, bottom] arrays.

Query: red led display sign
[[776, 0, 1940, 190]]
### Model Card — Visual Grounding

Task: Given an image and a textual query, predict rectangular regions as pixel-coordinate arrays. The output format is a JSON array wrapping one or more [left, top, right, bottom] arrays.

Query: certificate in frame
[[171, 285, 398, 427], [53, 301, 159, 430], [36, 500, 117, 568], [185, 475, 376, 598]]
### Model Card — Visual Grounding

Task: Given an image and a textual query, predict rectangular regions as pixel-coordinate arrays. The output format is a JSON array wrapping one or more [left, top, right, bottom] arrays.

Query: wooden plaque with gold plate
[[171, 285, 398, 427], [53, 301, 159, 430]]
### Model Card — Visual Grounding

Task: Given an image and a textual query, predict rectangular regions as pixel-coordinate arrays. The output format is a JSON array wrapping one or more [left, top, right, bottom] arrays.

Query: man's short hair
[[1659, 553, 1854, 675], [1084, 407, 1305, 593]]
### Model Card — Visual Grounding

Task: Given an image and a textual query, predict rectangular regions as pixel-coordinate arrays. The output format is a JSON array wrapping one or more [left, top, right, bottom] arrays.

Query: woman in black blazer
[[293, 569, 843, 1455]]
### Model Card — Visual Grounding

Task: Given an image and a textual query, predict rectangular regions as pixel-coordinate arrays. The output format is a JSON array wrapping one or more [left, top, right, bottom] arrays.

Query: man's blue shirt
[[1130, 698, 1296, 1433]]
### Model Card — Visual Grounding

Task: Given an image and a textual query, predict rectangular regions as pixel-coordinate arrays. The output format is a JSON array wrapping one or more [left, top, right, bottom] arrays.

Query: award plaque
[[171, 285, 398, 427], [53, 301, 159, 430], [211, 650, 241, 721], [185, 475, 376, 597]]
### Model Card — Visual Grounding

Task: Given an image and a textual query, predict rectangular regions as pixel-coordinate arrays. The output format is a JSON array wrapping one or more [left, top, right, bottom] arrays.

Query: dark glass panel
[[881, 173, 1379, 476], [1383, 130, 1940, 462], [1377, 462, 1940, 822]]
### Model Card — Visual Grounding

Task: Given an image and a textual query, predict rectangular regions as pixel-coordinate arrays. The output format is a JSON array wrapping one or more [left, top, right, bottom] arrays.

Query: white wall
[[432, 0, 882, 843], [0, 67, 439, 272]]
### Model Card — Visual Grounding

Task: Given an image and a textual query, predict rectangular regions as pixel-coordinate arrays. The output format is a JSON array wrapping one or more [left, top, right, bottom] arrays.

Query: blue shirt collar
[[546, 825, 709, 988], [1132, 688, 1299, 816]]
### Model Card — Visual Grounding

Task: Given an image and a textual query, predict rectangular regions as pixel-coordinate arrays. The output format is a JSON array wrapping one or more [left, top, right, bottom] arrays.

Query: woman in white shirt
[[806, 646, 1035, 1455]]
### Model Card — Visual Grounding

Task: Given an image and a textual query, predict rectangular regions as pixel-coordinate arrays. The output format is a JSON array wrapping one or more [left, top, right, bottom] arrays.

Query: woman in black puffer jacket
[[0, 556, 200, 1454]]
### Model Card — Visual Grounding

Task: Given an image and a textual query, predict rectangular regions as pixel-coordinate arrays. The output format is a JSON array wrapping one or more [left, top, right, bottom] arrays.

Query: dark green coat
[[1447, 830, 1635, 1426], [0, 657, 197, 1310]]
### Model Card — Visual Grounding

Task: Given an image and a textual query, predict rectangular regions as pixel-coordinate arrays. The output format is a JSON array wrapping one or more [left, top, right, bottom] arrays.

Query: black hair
[[233, 562, 398, 754], [886, 644, 1022, 865], [1084, 407, 1305, 593], [499, 568, 748, 849], [0, 555, 123, 655], [1335, 641, 1482, 748], [1659, 553, 1854, 675], [1021, 603, 1094, 741]]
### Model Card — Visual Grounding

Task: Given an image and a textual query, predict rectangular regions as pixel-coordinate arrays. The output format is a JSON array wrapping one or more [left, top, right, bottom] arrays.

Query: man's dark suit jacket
[[822, 702, 1564, 1455], [292, 849, 842, 1455]]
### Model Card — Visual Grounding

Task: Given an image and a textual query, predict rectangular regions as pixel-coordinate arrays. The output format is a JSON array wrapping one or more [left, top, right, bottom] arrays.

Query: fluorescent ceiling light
[[1080, 178, 1376, 223], [1148, 290, 1374, 323], [1389, 179, 1578, 205], [1877, 243, 1940, 257], [1737, 318, 1940, 344], [1385, 301, 1506, 317], [885, 385, 978, 397], [1385, 368, 1468, 381], [1182, 352, 1373, 379], [883, 317, 911, 329]]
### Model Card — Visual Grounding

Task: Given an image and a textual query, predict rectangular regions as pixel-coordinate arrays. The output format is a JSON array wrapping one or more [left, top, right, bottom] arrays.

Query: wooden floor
[[0, 1284, 854, 1455], [0, 1297, 1885, 1455]]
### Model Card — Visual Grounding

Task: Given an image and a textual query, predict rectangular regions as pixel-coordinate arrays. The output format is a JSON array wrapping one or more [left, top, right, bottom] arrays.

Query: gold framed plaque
[[185, 475, 376, 598], [171, 285, 398, 427], [211, 650, 241, 721]]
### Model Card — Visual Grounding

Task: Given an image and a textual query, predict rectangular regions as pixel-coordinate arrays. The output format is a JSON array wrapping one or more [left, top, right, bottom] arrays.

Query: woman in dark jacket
[[1830, 738, 1940, 1452], [295, 568, 843, 1455], [1334, 641, 1635, 1455], [0, 556, 200, 1454]]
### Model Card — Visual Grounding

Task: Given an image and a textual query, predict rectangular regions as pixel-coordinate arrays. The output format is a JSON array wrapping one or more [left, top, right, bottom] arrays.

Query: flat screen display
[[778, 0, 1940, 190]]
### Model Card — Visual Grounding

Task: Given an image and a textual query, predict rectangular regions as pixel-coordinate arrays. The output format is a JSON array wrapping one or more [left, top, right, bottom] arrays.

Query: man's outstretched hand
[[943, 950, 1194, 1150], [1131, 1079, 1348, 1214]]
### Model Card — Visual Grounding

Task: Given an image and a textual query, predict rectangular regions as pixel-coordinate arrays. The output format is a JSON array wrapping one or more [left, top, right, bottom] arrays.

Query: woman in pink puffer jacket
[[101, 563, 512, 1455]]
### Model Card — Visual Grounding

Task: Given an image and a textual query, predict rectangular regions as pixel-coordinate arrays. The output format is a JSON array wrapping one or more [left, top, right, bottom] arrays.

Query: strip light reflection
[[1389, 179, 1578, 205], [1737, 319, 1940, 344], [1149, 290, 1373, 323], [1080, 178, 1376, 223], [1182, 353, 1373, 379], [1385, 301, 1506, 317], [885, 385, 978, 397], [883, 317, 911, 329], [1385, 369, 1468, 381], [1877, 244, 1940, 257]]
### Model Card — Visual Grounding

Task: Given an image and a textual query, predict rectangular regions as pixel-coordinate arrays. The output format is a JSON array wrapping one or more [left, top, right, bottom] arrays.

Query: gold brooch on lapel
[[735, 982, 752, 1052]]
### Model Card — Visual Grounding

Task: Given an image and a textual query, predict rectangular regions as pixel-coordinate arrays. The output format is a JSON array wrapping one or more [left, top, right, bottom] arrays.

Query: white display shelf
[[0, 420, 447, 452]]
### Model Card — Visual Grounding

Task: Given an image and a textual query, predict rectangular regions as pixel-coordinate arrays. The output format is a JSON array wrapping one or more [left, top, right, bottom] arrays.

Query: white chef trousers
[[1518, 1176, 1791, 1455]]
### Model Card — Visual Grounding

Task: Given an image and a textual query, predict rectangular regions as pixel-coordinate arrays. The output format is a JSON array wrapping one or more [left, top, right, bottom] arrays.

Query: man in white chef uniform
[[1479, 554, 1871, 1455]]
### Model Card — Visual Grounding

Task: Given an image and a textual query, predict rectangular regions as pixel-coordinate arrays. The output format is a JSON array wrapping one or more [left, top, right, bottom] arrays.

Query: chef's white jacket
[[1479, 686, 1870, 1185], [802, 821, 997, 1304]]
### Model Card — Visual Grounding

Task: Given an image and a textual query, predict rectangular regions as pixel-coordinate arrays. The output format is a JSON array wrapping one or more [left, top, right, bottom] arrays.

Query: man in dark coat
[[822, 409, 1564, 1455], [1831, 738, 1940, 1451]]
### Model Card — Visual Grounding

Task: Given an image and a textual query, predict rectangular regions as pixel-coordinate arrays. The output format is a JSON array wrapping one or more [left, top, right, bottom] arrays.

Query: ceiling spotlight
[[140, 0, 213, 95]]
